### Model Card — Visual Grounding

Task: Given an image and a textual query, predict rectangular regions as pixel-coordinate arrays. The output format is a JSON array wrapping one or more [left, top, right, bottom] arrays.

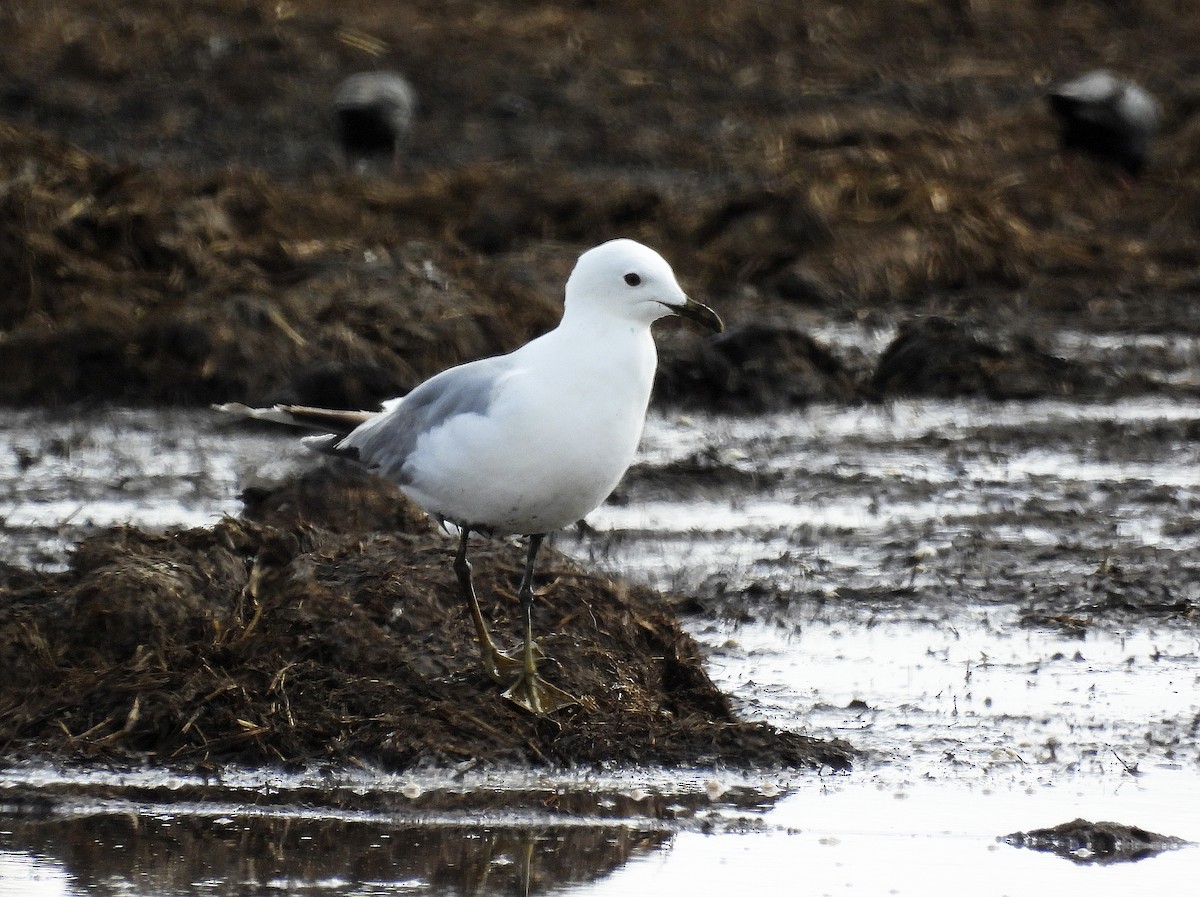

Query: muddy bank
[[3, 2, 1200, 408], [0, 116, 1180, 410], [0, 464, 854, 771]]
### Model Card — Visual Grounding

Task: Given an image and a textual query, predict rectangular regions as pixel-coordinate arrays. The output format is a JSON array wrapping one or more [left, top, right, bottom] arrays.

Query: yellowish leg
[[502, 534, 578, 715], [453, 527, 522, 682]]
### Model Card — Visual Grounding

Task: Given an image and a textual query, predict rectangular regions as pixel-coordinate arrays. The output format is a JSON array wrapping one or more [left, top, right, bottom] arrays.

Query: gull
[[333, 71, 417, 173], [217, 239, 723, 714], [1048, 70, 1161, 178]]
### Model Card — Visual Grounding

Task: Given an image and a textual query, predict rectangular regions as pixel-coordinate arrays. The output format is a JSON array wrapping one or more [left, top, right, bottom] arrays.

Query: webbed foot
[[502, 669, 578, 716]]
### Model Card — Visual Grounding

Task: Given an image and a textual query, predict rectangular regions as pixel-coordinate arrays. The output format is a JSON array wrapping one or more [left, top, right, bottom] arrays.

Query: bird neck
[[550, 306, 659, 383], [559, 301, 655, 336]]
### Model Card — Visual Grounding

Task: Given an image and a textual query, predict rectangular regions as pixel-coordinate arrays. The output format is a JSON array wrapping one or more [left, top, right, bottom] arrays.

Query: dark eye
[[624, 272, 641, 286]]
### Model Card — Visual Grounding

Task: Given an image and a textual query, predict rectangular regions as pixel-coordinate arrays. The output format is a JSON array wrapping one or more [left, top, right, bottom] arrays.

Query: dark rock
[[276, 360, 405, 411], [871, 316, 1097, 400], [1004, 818, 1189, 864], [657, 322, 862, 411], [333, 71, 417, 171]]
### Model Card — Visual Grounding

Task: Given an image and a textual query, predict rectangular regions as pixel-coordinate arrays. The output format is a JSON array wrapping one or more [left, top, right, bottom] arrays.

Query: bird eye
[[624, 272, 641, 286]]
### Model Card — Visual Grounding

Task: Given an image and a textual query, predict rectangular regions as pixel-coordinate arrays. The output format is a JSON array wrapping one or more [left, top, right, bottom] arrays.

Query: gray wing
[[322, 353, 513, 484]]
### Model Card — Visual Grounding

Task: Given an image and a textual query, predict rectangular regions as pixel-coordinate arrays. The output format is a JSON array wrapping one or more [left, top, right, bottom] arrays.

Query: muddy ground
[[0, 464, 855, 770], [1, 1, 1199, 771], [2, 1, 1200, 409]]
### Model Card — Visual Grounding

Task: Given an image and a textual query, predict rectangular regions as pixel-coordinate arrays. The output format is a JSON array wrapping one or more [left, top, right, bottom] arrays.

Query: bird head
[[564, 238, 724, 332]]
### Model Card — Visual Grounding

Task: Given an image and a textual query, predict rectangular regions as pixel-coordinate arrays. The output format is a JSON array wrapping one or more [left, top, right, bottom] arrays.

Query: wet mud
[[1, 396, 1197, 889]]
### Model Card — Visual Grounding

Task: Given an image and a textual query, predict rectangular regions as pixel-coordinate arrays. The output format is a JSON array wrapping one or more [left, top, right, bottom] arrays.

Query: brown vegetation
[[0, 465, 855, 770], [2, 1, 1199, 407]]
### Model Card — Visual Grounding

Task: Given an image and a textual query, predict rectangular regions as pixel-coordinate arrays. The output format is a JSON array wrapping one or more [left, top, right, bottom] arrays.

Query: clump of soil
[[870, 316, 1108, 400], [1004, 818, 1190, 864], [0, 464, 854, 772], [658, 322, 864, 411]]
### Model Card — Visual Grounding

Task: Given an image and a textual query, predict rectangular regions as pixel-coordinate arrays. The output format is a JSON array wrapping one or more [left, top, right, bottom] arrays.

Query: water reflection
[[1, 808, 671, 896]]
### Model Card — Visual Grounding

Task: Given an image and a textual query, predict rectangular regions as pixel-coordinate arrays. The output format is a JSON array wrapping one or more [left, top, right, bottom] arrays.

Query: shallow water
[[2, 759, 1198, 896], [2, 401, 1199, 894]]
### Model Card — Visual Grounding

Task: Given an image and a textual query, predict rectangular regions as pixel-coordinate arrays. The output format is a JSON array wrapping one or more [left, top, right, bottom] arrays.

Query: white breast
[[400, 320, 658, 534]]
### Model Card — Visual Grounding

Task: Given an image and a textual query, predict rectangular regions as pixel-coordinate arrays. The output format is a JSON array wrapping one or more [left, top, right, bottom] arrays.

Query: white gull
[[218, 238, 723, 714], [1048, 70, 1161, 178]]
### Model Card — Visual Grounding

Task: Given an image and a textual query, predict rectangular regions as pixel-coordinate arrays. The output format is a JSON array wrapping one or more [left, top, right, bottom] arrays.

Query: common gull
[[218, 238, 723, 714], [333, 71, 417, 173], [1048, 70, 1160, 178]]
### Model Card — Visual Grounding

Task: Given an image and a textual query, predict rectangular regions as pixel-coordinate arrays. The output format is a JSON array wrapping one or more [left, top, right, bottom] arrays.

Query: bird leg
[[453, 527, 522, 682], [502, 534, 578, 715]]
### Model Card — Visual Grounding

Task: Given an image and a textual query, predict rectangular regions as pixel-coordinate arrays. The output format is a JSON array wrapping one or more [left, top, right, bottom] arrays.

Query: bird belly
[[401, 374, 648, 534]]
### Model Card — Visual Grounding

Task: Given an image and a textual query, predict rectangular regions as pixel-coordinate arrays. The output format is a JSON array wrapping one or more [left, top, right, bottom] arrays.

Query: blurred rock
[[658, 321, 862, 411], [1004, 818, 1188, 864], [870, 316, 1100, 400], [333, 71, 417, 173]]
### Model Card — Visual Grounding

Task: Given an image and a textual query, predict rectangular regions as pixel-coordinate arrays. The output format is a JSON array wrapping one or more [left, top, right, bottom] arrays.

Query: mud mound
[[658, 322, 863, 411], [0, 466, 854, 771], [870, 316, 1108, 400], [0, 122, 561, 407], [1004, 818, 1190, 864], [0, 120, 837, 410]]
